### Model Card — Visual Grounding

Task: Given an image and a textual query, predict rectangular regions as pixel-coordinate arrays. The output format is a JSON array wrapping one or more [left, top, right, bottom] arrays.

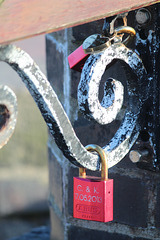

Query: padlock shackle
[[79, 167, 86, 178], [79, 144, 108, 181]]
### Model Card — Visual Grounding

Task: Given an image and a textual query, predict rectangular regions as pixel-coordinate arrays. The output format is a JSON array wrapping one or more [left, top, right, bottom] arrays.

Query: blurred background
[[0, 35, 49, 239]]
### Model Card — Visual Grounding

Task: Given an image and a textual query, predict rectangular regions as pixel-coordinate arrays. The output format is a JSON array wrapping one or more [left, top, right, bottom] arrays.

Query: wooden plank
[[0, 0, 159, 44]]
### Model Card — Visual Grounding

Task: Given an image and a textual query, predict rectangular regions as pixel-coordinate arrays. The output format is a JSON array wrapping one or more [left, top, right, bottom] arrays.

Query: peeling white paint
[[78, 43, 147, 125], [0, 42, 150, 170]]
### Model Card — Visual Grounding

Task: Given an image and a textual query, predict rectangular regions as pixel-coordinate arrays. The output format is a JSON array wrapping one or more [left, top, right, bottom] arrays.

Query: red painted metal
[[73, 176, 113, 222], [68, 45, 89, 72]]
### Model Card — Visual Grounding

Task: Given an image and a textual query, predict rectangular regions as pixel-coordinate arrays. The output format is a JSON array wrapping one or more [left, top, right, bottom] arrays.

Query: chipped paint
[[0, 43, 150, 170], [0, 85, 17, 149], [78, 42, 150, 166], [78, 43, 148, 125]]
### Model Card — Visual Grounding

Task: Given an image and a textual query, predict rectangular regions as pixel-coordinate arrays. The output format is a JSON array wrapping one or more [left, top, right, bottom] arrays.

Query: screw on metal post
[[129, 149, 149, 163], [135, 8, 151, 26]]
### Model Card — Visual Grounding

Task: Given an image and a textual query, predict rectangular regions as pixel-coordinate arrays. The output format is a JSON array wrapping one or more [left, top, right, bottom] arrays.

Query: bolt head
[[135, 8, 151, 25], [129, 150, 141, 163]]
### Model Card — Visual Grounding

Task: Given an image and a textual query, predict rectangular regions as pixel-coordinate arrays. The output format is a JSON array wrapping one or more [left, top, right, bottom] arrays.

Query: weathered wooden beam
[[0, 0, 158, 44]]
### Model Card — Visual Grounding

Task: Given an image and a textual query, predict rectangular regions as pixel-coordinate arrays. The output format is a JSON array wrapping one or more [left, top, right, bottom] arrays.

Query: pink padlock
[[68, 45, 89, 72], [73, 144, 113, 222]]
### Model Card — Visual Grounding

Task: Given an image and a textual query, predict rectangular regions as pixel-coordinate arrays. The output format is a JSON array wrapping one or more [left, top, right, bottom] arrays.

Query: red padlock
[[68, 45, 89, 72], [73, 144, 113, 222]]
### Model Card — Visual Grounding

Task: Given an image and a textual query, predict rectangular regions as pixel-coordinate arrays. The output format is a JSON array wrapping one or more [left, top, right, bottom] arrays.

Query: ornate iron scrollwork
[[78, 42, 149, 167], [0, 42, 150, 170]]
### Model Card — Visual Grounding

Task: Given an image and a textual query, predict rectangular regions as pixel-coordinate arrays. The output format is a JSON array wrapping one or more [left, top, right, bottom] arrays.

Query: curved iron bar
[[78, 42, 149, 166], [0, 85, 17, 149], [78, 76, 124, 125], [78, 43, 148, 124], [0, 44, 149, 170]]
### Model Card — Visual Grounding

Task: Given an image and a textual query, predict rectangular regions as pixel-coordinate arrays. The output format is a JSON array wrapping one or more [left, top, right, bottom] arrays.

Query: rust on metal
[[0, 85, 17, 149], [0, 104, 10, 131], [0, 0, 158, 44]]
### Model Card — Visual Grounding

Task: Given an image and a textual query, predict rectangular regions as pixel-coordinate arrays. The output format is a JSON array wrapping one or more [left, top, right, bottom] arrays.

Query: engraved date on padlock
[[73, 177, 113, 222], [73, 144, 113, 222]]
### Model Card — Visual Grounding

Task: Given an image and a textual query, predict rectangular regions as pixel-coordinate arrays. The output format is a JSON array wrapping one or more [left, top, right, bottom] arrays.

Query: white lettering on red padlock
[[73, 144, 113, 222], [73, 177, 113, 222]]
